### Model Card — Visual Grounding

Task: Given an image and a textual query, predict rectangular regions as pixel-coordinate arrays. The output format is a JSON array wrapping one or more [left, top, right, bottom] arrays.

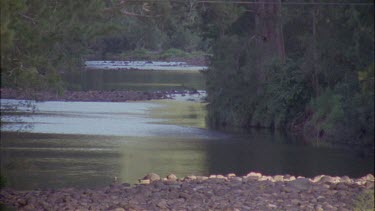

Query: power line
[[198, 1, 374, 6], [124, 0, 374, 6]]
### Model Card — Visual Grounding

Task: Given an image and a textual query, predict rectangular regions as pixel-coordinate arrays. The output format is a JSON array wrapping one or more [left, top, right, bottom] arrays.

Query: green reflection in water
[[0, 99, 211, 190], [119, 138, 209, 184], [1, 100, 373, 191], [63, 69, 205, 91], [148, 100, 207, 128], [0, 133, 210, 190], [1, 130, 374, 191]]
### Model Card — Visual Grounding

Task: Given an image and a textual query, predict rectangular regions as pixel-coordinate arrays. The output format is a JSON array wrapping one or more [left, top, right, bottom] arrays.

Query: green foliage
[[303, 89, 345, 143], [119, 48, 206, 61], [358, 64, 375, 94], [198, 3, 245, 39], [122, 49, 157, 60], [206, 35, 258, 128], [253, 59, 312, 128], [0, 0, 26, 51], [339, 64, 375, 145], [160, 48, 189, 59], [309, 89, 344, 130], [166, 27, 201, 51], [0, 175, 7, 188], [1, 0, 111, 91], [205, 3, 374, 146], [89, 0, 209, 59]]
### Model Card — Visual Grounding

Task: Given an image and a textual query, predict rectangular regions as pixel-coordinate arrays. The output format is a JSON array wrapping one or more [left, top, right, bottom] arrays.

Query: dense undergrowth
[[205, 4, 374, 147]]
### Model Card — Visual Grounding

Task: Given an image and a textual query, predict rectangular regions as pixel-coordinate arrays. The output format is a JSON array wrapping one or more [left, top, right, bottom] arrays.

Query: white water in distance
[[84, 60, 208, 71]]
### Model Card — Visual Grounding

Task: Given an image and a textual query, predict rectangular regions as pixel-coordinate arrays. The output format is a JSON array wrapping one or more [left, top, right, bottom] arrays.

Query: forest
[[1, 0, 374, 147]]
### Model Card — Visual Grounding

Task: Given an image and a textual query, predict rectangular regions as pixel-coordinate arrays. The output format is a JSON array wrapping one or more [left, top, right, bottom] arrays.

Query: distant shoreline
[[84, 60, 208, 71], [0, 88, 201, 102]]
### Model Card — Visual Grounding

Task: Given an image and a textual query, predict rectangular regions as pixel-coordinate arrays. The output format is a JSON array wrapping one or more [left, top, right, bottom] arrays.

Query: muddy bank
[[0, 88, 201, 102], [1, 173, 373, 210]]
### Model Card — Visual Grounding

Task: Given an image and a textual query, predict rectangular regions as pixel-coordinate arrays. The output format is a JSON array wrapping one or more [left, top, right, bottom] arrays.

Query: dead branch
[[18, 13, 37, 25]]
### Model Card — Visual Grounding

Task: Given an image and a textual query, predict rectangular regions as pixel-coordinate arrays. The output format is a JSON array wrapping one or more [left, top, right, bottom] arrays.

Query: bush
[[253, 59, 312, 128], [303, 89, 344, 142], [122, 49, 156, 60], [0, 175, 7, 189], [166, 27, 202, 52], [160, 48, 189, 59]]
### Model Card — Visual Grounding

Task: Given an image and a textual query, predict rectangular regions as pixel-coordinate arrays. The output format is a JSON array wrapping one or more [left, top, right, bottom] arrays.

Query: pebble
[[288, 178, 311, 191], [0, 88, 174, 102], [273, 175, 284, 182], [139, 179, 150, 185], [267, 203, 277, 208], [0, 173, 372, 210], [143, 173, 160, 181], [226, 173, 236, 177], [166, 174, 177, 181], [111, 208, 125, 211]]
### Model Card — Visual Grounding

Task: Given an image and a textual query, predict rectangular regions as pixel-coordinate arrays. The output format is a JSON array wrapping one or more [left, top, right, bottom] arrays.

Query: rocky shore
[[1, 173, 374, 210], [0, 88, 201, 102]]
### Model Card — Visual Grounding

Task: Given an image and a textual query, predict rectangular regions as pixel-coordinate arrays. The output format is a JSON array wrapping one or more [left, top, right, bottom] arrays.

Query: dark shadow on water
[[204, 129, 374, 178]]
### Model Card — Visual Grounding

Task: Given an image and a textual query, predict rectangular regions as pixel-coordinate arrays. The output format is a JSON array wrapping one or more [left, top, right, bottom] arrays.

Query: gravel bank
[[0, 88, 202, 102], [1, 173, 374, 210]]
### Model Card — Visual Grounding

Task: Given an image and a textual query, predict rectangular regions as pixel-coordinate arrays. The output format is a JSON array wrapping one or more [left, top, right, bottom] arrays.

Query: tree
[[254, 0, 285, 89], [205, 0, 374, 146], [1, 0, 111, 91]]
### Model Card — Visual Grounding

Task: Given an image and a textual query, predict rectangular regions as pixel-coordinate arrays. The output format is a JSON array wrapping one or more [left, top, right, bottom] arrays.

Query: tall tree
[[1, 0, 111, 91], [254, 0, 285, 94]]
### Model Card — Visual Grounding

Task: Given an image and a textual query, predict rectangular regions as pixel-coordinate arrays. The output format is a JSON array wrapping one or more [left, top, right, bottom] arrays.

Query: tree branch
[[103, 0, 161, 18], [120, 9, 161, 18], [18, 13, 37, 25]]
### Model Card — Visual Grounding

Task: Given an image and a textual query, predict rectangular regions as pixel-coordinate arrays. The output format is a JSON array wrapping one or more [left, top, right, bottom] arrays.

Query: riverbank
[[1, 173, 373, 210], [0, 88, 202, 102], [89, 49, 209, 67]]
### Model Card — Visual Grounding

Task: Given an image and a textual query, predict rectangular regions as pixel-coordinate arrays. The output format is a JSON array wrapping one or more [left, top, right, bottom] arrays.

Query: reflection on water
[[205, 131, 374, 178], [63, 69, 205, 91], [1, 133, 211, 190], [0, 100, 374, 190], [0, 99, 214, 138], [119, 138, 209, 184]]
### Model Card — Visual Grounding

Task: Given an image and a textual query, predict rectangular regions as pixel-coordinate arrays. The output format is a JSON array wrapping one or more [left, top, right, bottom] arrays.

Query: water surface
[[64, 68, 205, 91], [1, 99, 373, 190]]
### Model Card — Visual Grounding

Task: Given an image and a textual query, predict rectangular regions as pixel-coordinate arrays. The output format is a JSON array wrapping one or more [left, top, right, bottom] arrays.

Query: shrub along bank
[[205, 3, 374, 147]]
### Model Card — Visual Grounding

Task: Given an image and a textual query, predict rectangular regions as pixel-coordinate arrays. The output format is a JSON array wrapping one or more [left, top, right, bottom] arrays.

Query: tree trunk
[[312, 3, 320, 97], [254, 0, 285, 94]]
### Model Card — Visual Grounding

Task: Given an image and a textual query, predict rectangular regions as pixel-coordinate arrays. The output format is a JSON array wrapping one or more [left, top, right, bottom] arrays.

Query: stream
[[0, 61, 373, 190]]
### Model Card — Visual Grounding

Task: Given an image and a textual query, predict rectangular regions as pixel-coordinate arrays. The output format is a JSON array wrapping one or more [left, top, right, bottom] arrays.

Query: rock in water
[[167, 174, 177, 181], [143, 173, 161, 182], [139, 179, 150, 185]]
